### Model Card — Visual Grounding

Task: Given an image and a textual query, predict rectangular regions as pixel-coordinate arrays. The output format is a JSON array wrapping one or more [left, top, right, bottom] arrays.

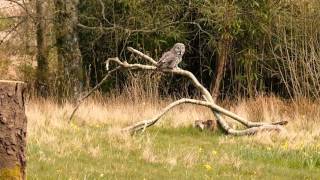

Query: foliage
[[1, 0, 320, 99], [76, 0, 320, 99]]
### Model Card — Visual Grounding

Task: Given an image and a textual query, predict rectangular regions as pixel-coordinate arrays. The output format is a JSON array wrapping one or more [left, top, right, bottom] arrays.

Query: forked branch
[[105, 47, 288, 135], [69, 46, 287, 135], [123, 98, 286, 135]]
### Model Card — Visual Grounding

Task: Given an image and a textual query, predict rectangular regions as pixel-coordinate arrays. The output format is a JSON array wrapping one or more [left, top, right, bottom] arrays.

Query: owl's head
[[172, 43, 185, 56]]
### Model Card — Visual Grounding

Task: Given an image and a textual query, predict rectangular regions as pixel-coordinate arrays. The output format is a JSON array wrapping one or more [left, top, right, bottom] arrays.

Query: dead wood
[[0, 80, 27, 179], [117, 47, 288, 135], [69, 46, 288, 136]]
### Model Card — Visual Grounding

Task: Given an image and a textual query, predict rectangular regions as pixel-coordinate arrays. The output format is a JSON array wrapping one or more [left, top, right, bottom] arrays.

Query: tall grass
[[25, 94, 320, 178], [27, 93, 320, 146]]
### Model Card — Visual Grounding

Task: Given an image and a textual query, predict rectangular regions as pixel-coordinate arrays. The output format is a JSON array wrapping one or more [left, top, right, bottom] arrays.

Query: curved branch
[[123, 98, 285, 135], [127, 47, 157, 65], [106, 55, 214, 102], [119, 47, 288, 135], [106, 55, 286, 128]]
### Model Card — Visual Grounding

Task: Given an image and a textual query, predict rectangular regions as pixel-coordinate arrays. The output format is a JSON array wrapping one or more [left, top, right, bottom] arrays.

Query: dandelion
[[211, 150, 217, 155], [199, 147, 203, 153], [204, 164, 212, 171], [100, 173, 104, 177], [71, 123, 79, 130], [281, 141, 288, 150]]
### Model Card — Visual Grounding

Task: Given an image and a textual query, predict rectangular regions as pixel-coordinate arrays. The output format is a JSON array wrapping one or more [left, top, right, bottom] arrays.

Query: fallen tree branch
[[106, 55, 287, 129], [119, 47, 287, 135], [72, 46, 287, 136], [122, 98, 285, 135]]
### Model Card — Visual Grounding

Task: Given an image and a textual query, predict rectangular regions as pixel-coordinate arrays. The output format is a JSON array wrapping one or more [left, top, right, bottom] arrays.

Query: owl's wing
[[157, 52, 176, 68], [158, 51, 172, 63]]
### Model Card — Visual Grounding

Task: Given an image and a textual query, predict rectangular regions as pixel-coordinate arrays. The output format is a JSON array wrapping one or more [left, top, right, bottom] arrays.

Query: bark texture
[[0, 80, 27, 179], [54, 0, 83, 102], [35, 0, 48, 97], [210, 34, 233, 101]]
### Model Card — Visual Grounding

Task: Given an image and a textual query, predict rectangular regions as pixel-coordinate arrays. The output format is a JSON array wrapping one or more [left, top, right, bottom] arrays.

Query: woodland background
[[1, 1, 320, 179], [1, 0, 320, 101]]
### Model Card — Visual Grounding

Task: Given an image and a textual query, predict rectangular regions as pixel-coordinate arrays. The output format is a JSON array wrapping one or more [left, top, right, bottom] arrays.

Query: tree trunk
[[210, 34, 233, 101], [53, 0, 83, 102], [35, 0, 48, 97], [0, 80, 27, 180]]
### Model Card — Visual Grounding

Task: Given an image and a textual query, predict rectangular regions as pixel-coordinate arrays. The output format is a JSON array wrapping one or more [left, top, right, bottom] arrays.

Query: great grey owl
[[156, 43, 186, 69]]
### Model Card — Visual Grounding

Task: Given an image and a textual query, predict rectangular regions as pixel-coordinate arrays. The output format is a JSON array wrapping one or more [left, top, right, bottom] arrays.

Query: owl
[[156, 43, 186, 69]]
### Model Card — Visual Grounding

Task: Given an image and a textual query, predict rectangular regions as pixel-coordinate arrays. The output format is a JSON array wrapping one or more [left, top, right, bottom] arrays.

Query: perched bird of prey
[[156, 43, 186, 69]]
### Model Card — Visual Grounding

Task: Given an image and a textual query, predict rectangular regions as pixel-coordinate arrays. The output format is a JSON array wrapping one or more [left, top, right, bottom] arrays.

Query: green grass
[[0, 58, 10, 74], [27, 125, 320, 179], [0, 17, 14, 31]]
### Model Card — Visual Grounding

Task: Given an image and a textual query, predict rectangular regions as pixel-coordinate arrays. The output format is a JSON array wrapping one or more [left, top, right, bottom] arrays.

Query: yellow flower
[[204, 164, 212, 171], [281, 141, 288, 150], [211, 150, 218, 155], [199, 147, 203, 153], [71, 123, 79, 130]]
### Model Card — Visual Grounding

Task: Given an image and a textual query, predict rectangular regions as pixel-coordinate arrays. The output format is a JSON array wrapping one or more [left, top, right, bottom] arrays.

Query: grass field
[[26, 96, 320, 179]]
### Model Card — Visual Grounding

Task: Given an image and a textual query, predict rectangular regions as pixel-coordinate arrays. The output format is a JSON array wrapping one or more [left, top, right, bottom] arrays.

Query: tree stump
[[0, 80, 27, 180]]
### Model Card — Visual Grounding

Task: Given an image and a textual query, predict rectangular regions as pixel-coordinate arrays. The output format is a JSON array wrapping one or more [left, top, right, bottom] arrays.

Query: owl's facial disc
[[176, 48, 182, 55], [173, 43, 185, 55]]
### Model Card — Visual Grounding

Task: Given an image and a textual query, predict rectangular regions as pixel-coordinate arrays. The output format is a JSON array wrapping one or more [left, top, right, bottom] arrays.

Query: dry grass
[[25, 95, 320, 178], [26, 95, 320, 149]]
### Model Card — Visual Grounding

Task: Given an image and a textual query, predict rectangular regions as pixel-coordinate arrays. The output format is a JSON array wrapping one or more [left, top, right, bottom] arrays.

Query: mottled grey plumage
[[156, 43, 186, 69]]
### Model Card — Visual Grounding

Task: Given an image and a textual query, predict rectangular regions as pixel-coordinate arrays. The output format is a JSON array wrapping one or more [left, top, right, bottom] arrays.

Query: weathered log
[[0, 80, 27, 180]]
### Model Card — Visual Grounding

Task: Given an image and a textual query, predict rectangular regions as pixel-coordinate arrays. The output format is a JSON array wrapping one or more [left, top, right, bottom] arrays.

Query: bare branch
[[127, 47, 157, 65], [69, 66, 121, 123], [123, 98, 285, 135], [0, 15, 26, 19], [0, 18, 26, 45], [125, 48, 214, 102], [77, 21, 180, 34], [73, 46, 287, 136], [106, 53, 287, 130], [5, 0, 35, 21]]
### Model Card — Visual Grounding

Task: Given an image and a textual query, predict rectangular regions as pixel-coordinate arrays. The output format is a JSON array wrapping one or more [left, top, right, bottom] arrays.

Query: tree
[[53, 0, 83, 102], [0, 80, 27, 179], [35, 0, 48, 97], [210, 34, 233, 101]]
